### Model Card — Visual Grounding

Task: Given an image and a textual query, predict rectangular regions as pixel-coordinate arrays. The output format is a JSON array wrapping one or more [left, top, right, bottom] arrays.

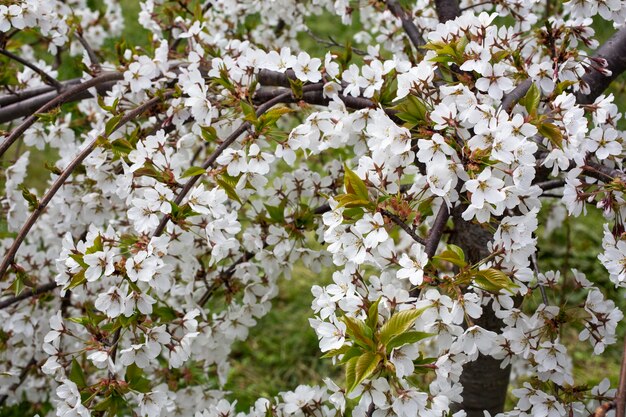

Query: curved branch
[[0, 78, 82, 107], [425, 204, 450, 258], [577, 26, 626, 105], [0, 79, 120, 124], [500, 79, 532, 114], [0, 72, 123, 157], [0, 93, 172, 281], [380, 208, 427, 245], [0, 49, 63, 90], [0, 282, 58, 309]]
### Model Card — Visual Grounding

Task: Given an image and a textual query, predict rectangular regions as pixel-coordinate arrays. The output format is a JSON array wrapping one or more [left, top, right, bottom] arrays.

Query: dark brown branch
[[0, 72, 124, 157], [434, 0, 461, 22], [577, 26, 626, 105], [0, 78, 82, 107], [500, 79, 532, 114], [0, 49, 63, 90], [0, 93, 171, 281], [380, 208, 427, 245], [0, 79, 119, 124], [74, 33, 101, 70], [0, 282, 58, 309], [257, 69, 297, 87], [386, 0, 426, 48], [425, 204, 450, 258]]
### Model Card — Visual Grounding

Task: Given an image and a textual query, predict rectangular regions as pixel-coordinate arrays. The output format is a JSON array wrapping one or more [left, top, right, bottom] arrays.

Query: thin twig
[[153, 90, 298, 237], [74, 33, 101, 70], [0, 72, 124, 158], [380, 208, 426, 245], [459, 0, 493, 11], [0, 93, 172, 281], [0, 356, 36, 405], [0, 49, 63, 90], [0, 282, 58, 309], [386, 0, 426, 48]]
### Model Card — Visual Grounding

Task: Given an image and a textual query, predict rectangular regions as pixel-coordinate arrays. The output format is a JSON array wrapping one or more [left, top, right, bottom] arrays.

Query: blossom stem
[[379, 208, 427, 245], [0, 49, 63, 90]]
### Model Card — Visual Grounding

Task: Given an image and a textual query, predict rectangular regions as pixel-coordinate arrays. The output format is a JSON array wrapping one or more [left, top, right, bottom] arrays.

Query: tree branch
[[0, 49, 63, 90], [0, 72, 124, 157], [0, 78, 82, 107], [386, 0, 426, 48], [0, 282, 58, 309], [577, 26, 626, 105], [434, 0, 461, 22], [0, 79, 119, 124], [0, 93, 172, 281], [153, 90, 297, 236], [380, 208, 427, 245], [425, 204, 450, 258], [500, 79, 532, 114]]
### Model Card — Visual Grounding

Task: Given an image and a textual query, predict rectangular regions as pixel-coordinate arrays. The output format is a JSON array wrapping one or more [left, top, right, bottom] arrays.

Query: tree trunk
[[450, 209, 511, 417]]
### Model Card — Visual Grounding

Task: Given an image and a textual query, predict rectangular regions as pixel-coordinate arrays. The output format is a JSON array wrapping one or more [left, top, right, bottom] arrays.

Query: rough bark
[[449, 207, 511, 417], [434, 0, 461, 22], [577, 26, 626, 105]]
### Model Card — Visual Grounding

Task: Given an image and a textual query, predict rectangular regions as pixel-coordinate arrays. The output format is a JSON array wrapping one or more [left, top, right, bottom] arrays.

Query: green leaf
[[18, 185, 38, 211], [258, 106, 293, 129], [265, 203, 285, 223], [66, 270, 86, 290], [378, 307, 427, 345], [240, 101, 257, 123], [321, 344, 351, 358], [554, 80, 575, 96], [288, 78, 303, 99], [337, 345, 364, 365], [366, 298, 381, 331], [201, 125, 218, 142], [349, 352, 382, 392], [386, 331, 433, 353], [538, 122, 563, 149], [70, 358, 87, 389], [345, 356, 358, 393], [520, 82, 540, 115], [433, 244, 467, 268], [85, 235, 103, 254], [343, 164, 369, 201], [341, 316, 374, 349], [392, 95, 428, 127], [111, 138, 134, 156], [105, 114, 122, 136], [335, 194, 372, 209], [181, 166, 207, 178], [153, 305, 177, 322], [473, 268, 518, 294], [125, 363, 151, 393], [216, 176, 242, 204]]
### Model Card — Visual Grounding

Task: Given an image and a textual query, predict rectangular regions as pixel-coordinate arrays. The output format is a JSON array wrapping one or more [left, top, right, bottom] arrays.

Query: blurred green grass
[[225, 266, 341, 410]]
